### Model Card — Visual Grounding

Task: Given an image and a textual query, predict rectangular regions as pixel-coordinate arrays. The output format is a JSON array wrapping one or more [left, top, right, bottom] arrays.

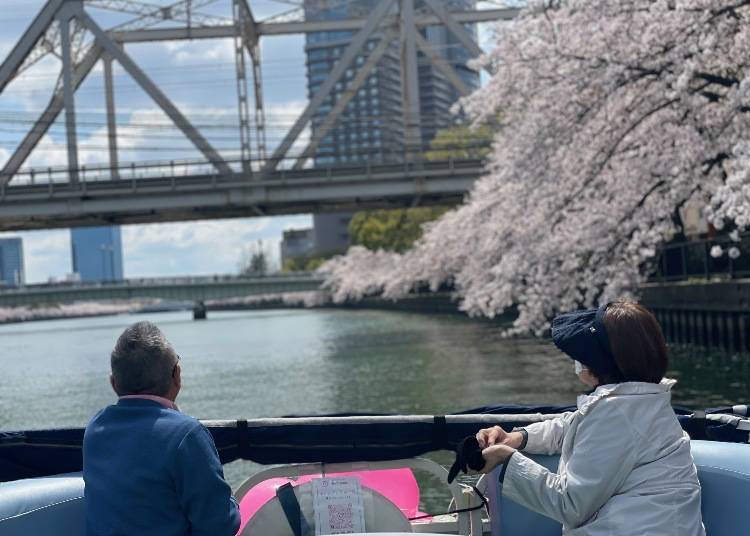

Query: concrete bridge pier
[[193, 301, 207, 321]]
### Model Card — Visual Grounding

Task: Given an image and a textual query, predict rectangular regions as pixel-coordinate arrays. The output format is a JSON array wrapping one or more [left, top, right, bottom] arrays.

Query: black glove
[[447, 435, 486, 484]]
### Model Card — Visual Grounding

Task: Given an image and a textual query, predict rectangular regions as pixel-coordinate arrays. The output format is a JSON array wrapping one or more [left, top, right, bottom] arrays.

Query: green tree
[[239, 241, 269, 276], [348, 207, 450, 253], [424, 124, 494, 161], [282, 252, 338, 273], [346, 123, 495, 254]]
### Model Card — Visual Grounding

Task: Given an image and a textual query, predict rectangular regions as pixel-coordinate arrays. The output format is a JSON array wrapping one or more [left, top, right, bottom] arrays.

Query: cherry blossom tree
[[321, 0, 750, 335]]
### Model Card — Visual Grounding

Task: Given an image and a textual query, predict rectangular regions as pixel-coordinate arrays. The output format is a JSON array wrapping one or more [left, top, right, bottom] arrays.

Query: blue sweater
[[83, 399, 240, 536]]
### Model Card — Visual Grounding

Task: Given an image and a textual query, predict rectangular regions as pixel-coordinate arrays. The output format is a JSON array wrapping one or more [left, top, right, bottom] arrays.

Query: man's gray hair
[[111, 321, 178, 396]]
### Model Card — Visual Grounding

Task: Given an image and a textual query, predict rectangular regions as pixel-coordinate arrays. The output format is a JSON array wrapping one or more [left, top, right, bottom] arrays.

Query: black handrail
[[650, 232, 750, 282]]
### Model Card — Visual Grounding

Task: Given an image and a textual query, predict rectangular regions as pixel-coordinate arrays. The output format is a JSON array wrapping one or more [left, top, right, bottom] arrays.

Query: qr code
[[327, 503, 354, 531]]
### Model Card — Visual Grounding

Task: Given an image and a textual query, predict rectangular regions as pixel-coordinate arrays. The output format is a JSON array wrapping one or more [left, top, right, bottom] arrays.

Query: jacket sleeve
[[174, 424, 241, 536], [522, 412, 575, 455], [502, 403, 639, 528]]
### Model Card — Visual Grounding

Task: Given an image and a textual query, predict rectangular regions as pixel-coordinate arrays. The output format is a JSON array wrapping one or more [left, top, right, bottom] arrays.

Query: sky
[[0, 0, 497, 283]]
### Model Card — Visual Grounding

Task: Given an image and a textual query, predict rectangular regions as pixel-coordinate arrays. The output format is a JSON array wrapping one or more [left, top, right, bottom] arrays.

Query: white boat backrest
[[485, 440, 750, 536]]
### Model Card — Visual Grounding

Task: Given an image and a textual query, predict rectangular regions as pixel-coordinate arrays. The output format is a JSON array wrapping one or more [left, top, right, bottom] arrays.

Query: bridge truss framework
[[0, 0, 517, 229]]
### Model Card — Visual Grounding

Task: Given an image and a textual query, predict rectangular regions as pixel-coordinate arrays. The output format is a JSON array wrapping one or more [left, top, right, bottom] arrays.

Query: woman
[[476, 302, 705, 535]]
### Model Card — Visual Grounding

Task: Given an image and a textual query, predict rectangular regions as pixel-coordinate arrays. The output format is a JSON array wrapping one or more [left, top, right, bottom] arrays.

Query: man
[[83, 321, 241, 536]]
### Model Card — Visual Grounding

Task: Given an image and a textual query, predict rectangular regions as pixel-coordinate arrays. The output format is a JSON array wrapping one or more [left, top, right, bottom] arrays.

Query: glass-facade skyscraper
[[0, 237, 25, 287], [305, 1, 402, 165], [71, 226, 124, 282], [304, 0, 479, 164], [304, 0, 480, 254]]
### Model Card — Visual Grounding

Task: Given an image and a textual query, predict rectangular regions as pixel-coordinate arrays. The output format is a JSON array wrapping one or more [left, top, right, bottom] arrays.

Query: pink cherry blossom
[[321, 0, 750, 335]]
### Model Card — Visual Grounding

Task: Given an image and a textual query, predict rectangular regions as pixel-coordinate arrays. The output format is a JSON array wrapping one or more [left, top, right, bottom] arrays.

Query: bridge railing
[[0, 272, 319, 293], [650, 232, 750, 282], [6, 147, 490, 187]]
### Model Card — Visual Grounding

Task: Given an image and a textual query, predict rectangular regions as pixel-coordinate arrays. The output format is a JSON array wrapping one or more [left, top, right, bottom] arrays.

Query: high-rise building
[[0, 237, 25, 287], [304, 0, 480, 163], [71, 226, 124, 282], [304, 0, 480, 254], [305, 1, 403, 166], [312, 212, 353, 256], [280, 228, 315, 265], [418, 5, 481, 145]]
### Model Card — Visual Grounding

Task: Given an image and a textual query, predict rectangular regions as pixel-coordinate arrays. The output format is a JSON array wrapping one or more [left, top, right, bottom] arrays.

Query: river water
[[0, 308, 747, 499]]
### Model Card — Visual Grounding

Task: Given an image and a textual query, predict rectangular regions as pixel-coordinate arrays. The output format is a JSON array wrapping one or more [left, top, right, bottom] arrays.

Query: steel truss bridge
[[0, 0, 516, 230]]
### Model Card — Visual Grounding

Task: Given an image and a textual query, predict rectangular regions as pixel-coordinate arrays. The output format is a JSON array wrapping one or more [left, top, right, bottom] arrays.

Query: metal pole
[[250, 46, 266, 165], [680, 242, 687, 279], [104, 53, 120, 180], [59, 11, 80, 183], [235, 0, 266, 166], [400, 0, 422, 161], [233, 0, 252, 175], [703, 241, 709, 279]]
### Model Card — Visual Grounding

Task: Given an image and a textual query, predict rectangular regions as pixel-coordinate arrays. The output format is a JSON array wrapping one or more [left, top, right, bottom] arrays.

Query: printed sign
[[311, 476, 366, 535]]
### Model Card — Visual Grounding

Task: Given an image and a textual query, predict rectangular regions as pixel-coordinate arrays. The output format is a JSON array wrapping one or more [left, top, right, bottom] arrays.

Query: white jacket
[[502, 380, 705, 535]]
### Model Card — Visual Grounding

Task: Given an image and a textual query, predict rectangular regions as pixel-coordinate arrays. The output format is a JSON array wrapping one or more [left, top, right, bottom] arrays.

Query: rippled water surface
[[0, 308, 745, 496]]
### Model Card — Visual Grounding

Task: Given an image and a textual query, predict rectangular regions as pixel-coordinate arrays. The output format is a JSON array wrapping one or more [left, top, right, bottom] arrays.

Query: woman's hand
[[476, 426, 524, 449], [467, 444, 516, 474]]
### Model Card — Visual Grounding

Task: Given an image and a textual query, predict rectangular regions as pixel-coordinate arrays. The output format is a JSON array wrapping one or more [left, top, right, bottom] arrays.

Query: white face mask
[[574, 360, 584, 376]]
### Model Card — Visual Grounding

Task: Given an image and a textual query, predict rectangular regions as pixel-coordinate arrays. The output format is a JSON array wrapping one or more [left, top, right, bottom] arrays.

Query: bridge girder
[[0, 159, 482, 231]]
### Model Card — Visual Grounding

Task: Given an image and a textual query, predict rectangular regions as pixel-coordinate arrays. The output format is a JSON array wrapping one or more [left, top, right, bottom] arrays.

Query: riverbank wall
[[208, 292, 466, 315], [641, 279, 750, 353]]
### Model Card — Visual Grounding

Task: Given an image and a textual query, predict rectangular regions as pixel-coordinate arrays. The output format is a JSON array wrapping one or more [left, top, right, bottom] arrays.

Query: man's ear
[[109, 374, 120, 396], [173, 364, 181, 392]]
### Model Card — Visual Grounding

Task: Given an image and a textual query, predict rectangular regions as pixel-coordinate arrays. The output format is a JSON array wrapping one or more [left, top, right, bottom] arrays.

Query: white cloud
[[163, 40, 234, 65], [0, 55, 61, 112], [122, 217, 275, 277], [123, 218, 270, 249]]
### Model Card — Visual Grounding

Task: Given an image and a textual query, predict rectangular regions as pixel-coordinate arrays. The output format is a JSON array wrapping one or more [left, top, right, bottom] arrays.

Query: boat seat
[[691, 441, 750, 535], [488, 440, 750, 535], [0, 473, 412, 536], [0, 472, 84, 536]]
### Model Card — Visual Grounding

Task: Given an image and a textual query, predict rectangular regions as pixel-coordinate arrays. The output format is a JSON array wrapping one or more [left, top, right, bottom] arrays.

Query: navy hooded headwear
[[551, 304, 621, 377]]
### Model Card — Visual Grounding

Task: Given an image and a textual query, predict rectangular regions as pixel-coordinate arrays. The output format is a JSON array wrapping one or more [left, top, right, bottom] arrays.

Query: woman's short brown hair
[[598, 302, 668, 384]]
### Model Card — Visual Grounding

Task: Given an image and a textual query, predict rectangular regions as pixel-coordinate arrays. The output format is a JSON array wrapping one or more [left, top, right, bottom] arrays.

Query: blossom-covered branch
[[321, 0, 750, 335]]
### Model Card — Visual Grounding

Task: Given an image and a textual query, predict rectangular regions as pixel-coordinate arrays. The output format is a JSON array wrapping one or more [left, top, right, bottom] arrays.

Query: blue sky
[[0, 0, 495, 283]]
